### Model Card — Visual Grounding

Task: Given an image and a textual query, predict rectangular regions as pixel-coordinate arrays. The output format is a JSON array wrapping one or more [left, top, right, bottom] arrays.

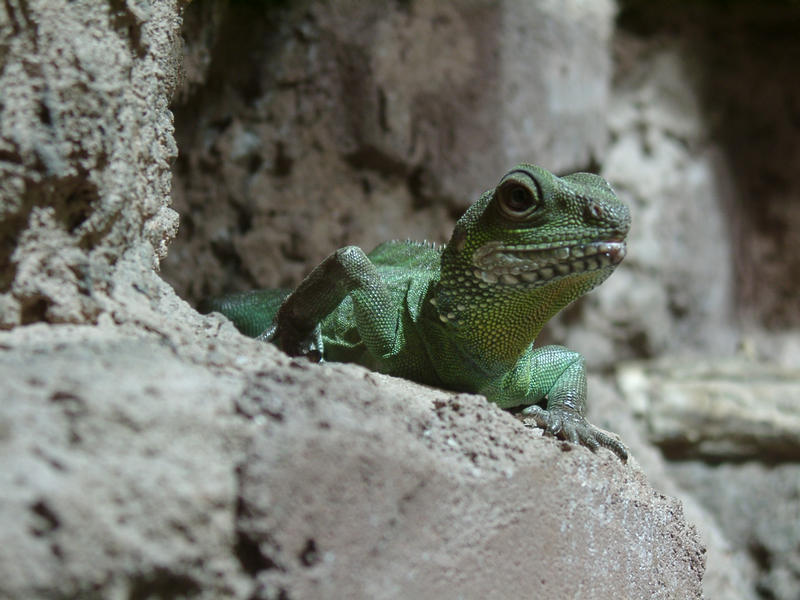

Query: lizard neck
[[433, 276, 584, 369]]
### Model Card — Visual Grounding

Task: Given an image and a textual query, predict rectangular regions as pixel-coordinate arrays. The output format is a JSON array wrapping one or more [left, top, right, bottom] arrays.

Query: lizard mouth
[[471, 240, 626, 285]]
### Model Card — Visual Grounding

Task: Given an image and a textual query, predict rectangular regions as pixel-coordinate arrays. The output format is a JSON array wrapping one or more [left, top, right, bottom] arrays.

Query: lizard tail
[[198, 289, 290, 338]]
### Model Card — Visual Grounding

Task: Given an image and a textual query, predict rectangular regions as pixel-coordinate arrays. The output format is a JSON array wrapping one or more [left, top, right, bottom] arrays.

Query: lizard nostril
[[586, 201, 604, 221]]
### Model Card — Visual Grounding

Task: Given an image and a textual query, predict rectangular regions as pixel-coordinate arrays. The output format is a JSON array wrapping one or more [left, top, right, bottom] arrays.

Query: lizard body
[[202, 164, 630, 459]]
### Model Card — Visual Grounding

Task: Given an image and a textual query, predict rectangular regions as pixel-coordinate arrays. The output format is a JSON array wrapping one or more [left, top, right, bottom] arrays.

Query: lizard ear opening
[[497, 180, 541, 220], [448, 223, 468, 253]]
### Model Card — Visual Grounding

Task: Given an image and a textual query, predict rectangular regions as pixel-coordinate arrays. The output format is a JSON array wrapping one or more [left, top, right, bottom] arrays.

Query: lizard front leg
[[264, 246, 400, 361], [503, 345, 628, 460]]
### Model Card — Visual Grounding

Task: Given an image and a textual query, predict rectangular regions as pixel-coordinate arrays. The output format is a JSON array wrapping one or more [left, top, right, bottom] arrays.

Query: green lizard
[[201, 164, 630, 459]]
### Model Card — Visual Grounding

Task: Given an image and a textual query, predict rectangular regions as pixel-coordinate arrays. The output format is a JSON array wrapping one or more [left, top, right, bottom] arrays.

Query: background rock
[[608, 3, 800, 599], [619, 359, 800, 460], [669, 462, 800, 600], [164, 0, 615, 302]]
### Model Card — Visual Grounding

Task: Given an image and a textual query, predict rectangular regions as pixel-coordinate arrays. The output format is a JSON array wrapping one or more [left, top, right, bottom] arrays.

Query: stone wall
[[165, 0, 615, 302], [0, 0, 182, 329], [609, 3, 800, 599]]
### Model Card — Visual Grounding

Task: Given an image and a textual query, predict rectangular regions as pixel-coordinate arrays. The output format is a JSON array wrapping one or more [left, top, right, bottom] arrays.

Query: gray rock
[[604, 7, 800, 598], [618, 358, 800, 460], [0, 331, 252, 598], [236, 365, 703, 600], [669, 462, 800, 600], [164, 0, 616, 304], [595, 48, 737, 363], [0, 0, 181, 328], [0, 325, 705, 599]]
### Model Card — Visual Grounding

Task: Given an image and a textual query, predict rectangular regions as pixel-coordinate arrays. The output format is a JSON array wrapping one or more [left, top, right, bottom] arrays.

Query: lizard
[[201, 163, 630, 460]]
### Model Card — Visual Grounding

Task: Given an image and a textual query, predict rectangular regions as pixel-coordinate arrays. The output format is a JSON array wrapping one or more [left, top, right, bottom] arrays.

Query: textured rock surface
[[0, 327, 250, 598], [610, 4, 800, 599], [619, 359, 800, 460], [596, 48, 736, 361], [233, 361, 704, 600], [164, 0, 615, 303], [0, 324, 705, 599], [669, 462, 800, 600], [0, 0, 183, 329], [613, 0, 800, 336], [616, 358, 800, 600], [589, 377, 755, 600]]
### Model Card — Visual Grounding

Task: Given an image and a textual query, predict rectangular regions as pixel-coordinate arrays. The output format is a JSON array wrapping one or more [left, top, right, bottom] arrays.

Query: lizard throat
[[470, 240, 626, 286]]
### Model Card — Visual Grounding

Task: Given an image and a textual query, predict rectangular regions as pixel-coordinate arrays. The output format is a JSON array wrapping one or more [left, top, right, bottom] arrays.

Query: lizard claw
[[258, 322, 324, 362], [520, 405, 628, 461], [256, 323, 278, 343]]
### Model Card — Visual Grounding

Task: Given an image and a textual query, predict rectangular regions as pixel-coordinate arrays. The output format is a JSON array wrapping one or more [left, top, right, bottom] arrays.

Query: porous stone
[[164, 0, 616, 304], [0, 324, 705, 599], [619, 358, 800, 460], [0, 0, 183, 329]]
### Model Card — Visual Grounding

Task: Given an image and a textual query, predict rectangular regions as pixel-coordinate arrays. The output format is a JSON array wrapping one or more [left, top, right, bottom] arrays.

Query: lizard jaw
[[471, 240, 626, 286]]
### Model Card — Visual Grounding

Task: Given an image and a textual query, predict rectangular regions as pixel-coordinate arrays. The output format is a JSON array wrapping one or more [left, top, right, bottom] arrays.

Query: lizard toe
[[520, 404, 560, 435], [521, 405, 627, 461], [257, 323, 278, 343], [595, 431, 628, 461], [263, 320, 324, 361]]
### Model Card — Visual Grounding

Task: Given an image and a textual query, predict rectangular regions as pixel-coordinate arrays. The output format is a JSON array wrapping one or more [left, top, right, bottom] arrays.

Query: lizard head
[[437, 164, 630, 341]]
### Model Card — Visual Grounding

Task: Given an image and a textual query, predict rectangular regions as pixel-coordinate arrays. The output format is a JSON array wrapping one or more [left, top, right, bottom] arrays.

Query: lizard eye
[[498, 183, 539, 219]]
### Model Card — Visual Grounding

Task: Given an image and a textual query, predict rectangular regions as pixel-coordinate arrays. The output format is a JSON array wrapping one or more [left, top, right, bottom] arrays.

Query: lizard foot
[[520, 405, 628, 461], [258, 322, 323, 362]]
